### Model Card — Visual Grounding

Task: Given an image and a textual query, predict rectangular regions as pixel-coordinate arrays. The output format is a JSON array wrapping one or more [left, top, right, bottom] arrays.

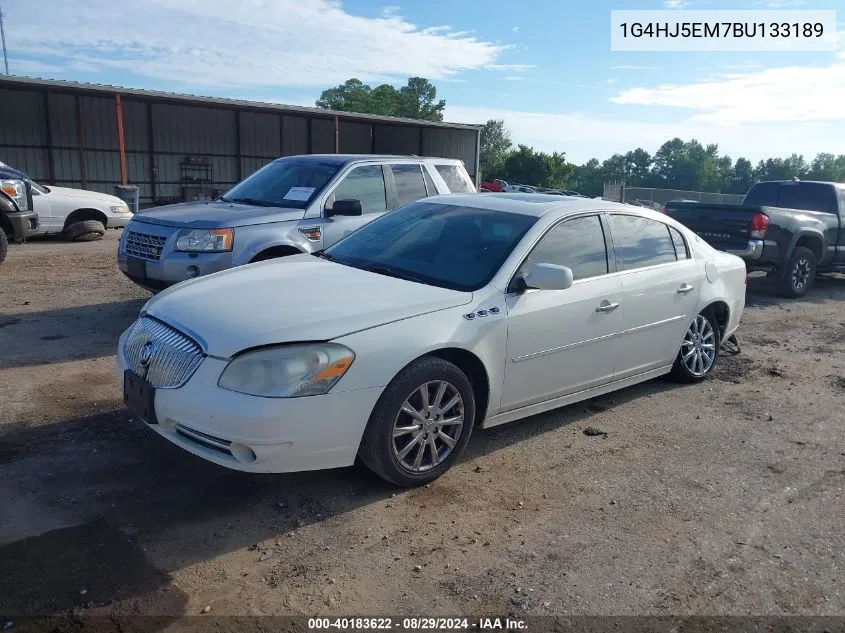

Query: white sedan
[[30, 181, 133, 241], [117, 194, 746, 486]]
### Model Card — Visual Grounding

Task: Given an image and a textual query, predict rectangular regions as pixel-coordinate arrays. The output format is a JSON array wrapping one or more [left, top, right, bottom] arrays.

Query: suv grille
[[124, 316, 204, 388], [125, 230, 167, 261]]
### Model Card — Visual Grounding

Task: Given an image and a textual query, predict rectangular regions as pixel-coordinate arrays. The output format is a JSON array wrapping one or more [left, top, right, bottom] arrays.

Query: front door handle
[[596, 301, 619, 313], [677, 283, 695, 294]]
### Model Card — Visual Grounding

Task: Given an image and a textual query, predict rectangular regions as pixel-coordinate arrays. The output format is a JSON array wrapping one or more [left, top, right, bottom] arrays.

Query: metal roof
[[0, 75, 482, 131]]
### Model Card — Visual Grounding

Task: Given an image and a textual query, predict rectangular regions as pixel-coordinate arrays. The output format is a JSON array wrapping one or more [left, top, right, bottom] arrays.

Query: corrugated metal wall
[[0, 85, 479, 207]]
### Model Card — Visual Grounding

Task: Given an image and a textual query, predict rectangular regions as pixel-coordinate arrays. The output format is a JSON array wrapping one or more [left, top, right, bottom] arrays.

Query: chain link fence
[[603, 182, 745, 207]]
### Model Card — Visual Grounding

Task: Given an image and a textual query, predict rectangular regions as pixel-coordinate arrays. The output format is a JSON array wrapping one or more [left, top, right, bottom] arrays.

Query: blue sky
[[3, 0, 843, 163]]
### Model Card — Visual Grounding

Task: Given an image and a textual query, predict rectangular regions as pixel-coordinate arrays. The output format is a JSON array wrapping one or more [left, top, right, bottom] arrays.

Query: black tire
[[776, 246, 816, 298], [0, 229, 7, 265], [669, 309, 721, 383], [358, 357, 476, 487], [64, 219, 105, 242]]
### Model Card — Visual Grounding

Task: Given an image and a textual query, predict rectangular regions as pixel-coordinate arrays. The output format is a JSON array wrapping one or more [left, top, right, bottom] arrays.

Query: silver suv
[[118, 154, 475, 291]]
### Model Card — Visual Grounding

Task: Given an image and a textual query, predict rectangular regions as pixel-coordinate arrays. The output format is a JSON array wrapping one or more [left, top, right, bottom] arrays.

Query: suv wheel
[[0, 230, 7, 265]]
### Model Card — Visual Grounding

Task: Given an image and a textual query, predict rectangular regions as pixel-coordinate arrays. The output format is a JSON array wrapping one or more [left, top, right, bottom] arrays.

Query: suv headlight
[[110, 204, 130, 214], [218, 343, 355, 398], [175, 228, 233, 252], [0, 180, 29, 211]]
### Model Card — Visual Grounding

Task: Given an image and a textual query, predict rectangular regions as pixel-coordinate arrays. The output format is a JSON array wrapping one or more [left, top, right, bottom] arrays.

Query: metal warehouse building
[[0, 76, 481, 208]]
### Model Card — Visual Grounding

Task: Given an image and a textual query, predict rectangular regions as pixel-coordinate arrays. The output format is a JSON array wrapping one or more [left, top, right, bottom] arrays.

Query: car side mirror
[[521, 263, 574, 291], [326, 199, 363, 217]]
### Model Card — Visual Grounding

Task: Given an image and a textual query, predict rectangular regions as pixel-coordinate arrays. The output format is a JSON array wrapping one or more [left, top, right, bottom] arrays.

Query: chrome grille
[[124, 316, 204, 388], [125, 230, 167, 261]]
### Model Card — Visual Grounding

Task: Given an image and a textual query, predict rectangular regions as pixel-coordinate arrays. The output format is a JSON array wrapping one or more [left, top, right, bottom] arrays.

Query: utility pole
[[0, 0, 9, 75]]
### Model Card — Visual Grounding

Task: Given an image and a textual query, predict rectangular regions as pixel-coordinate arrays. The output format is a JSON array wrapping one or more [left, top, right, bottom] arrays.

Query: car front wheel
[[358, 357, 475, 487], [669, 310, 721, 383]]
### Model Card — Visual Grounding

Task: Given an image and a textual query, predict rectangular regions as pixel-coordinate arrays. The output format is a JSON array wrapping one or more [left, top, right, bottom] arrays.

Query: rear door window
[[775, 183, 836, 213], [609, 214, 678, 271], [435, 164, 474, 193], [390, 164, 429, 207], [329, 165, 387, 214], [422, 166, 438, 195], [743, 182, 778, 206], [669, 227, 690, 260]]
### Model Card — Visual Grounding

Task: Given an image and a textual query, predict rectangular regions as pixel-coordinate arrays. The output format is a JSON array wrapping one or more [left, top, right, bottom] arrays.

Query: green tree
[[316, 77, 445, 122], [624, 148, 652, 185], [569, 158, 603, 197], [729, 158, 755, 194], [501, 145, 572, 188], [479, 119, 512, 181], [397, 77, 446, 121]]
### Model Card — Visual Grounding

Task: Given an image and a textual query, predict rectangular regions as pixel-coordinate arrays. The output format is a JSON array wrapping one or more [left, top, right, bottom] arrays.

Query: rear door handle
[[596, 301, 619, 313], [677, 283, 695, 294]]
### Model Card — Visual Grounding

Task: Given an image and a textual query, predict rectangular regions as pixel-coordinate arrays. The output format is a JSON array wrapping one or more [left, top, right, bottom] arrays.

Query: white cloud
[[486, 63, 536, 72], [604, 78, 618, 84], [381, 5, 400, 18], [610, 63, 845, 124], [504, 76, 524, 81], [610, 65, 658, 70], [752, 0, 806, 7], [444, 103, 844, 164], [664, 0, 687, 8], [512, 26, 520, 33], [3, 0, 516, 88]]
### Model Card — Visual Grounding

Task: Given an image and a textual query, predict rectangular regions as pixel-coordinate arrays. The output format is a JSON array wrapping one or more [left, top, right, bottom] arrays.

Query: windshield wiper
[[314, 251, 335, 262], [217, 195, 232, 203], [227, 197, 279, 207], [363, 264, 428, 285]]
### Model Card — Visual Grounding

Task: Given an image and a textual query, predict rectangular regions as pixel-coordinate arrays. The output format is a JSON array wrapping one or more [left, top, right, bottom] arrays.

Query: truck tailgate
[[664, 203, 762, 252]]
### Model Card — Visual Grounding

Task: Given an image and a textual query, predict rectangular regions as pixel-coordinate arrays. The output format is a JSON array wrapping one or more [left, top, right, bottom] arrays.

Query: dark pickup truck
[[665, 180, 845, 298]]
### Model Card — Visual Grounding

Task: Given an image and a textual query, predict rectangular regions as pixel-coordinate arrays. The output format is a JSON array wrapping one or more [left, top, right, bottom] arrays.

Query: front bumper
[[7, 211, 39, 241], [115, 339, 383, 473], [118, 249, 235, 290]]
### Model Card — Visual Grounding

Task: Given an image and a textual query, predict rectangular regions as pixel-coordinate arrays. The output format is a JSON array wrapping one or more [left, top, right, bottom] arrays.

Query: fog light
[[230, 443, 257, 463], [185, 265, 200, 279]]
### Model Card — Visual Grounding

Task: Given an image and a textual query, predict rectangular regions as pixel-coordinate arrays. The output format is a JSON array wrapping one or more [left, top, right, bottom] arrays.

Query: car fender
[[784, 228, 826, 264], [231, 222, 316, 266], [332, 288, 505, 420]]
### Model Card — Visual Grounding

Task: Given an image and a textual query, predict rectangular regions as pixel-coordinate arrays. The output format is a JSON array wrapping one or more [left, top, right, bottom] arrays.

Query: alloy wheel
[[392, 380, 465, 473], [791, 257, 811, 291], [681, 314, 716, 377]]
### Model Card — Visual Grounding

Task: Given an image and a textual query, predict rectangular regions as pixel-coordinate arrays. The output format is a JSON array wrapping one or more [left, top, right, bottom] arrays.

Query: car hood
[[144, 254, 472, 358], [47, 186, 124, 205], [132, 200, 305, 229]]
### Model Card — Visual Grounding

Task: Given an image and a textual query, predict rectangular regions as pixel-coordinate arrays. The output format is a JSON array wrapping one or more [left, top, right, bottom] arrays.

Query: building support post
[[334, 115, 339, 153], [43, 92, 55, 184], [75, 95, 87, 188], [115, 94, 128, 185]]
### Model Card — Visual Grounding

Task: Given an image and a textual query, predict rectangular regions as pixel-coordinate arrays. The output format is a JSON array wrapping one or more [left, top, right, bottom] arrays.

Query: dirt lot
[[1, 231, 844, 621]]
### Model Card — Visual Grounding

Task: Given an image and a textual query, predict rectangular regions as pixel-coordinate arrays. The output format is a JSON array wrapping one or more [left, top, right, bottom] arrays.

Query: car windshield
[[323, 202, 537, 291], [221, 158, 341, 209]]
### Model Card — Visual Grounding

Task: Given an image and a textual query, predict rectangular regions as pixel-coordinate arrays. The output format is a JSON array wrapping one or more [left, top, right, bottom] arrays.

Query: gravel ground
[[1, 231, 843, 621]]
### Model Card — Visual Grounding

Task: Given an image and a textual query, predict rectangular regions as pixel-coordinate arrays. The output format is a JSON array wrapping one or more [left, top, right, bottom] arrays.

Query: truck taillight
[[750, 212, 769, 239]]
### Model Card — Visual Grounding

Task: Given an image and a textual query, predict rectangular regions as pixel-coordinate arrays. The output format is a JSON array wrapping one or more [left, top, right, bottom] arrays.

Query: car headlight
[[175, 228, 233, 252], [0, 179, 29, 211], [110, 204, 130, 214], [218, 343, 355, 398]]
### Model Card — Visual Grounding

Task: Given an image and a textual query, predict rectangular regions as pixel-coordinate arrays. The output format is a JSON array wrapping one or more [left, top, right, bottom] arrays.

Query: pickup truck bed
[[665, 180, 845, 298]]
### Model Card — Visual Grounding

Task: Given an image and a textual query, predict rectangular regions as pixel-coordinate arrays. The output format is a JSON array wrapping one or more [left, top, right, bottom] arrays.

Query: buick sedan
[[117, 194, 746, 486]]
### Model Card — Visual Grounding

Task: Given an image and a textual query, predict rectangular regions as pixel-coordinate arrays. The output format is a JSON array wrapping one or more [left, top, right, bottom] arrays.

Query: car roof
[[275, 154, 464, 166], [425, 192, 644, 217]]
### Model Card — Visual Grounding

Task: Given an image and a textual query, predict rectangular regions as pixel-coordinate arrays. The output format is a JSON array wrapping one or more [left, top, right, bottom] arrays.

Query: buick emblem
[[139, 341, 156, 378]]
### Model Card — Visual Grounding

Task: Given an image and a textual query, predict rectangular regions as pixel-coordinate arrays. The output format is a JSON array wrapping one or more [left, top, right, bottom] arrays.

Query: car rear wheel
[[669, 310, 721, 383], [0, 230, 7, 264], [777, 246, 816, 298], [358, 357, 475, 487]]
